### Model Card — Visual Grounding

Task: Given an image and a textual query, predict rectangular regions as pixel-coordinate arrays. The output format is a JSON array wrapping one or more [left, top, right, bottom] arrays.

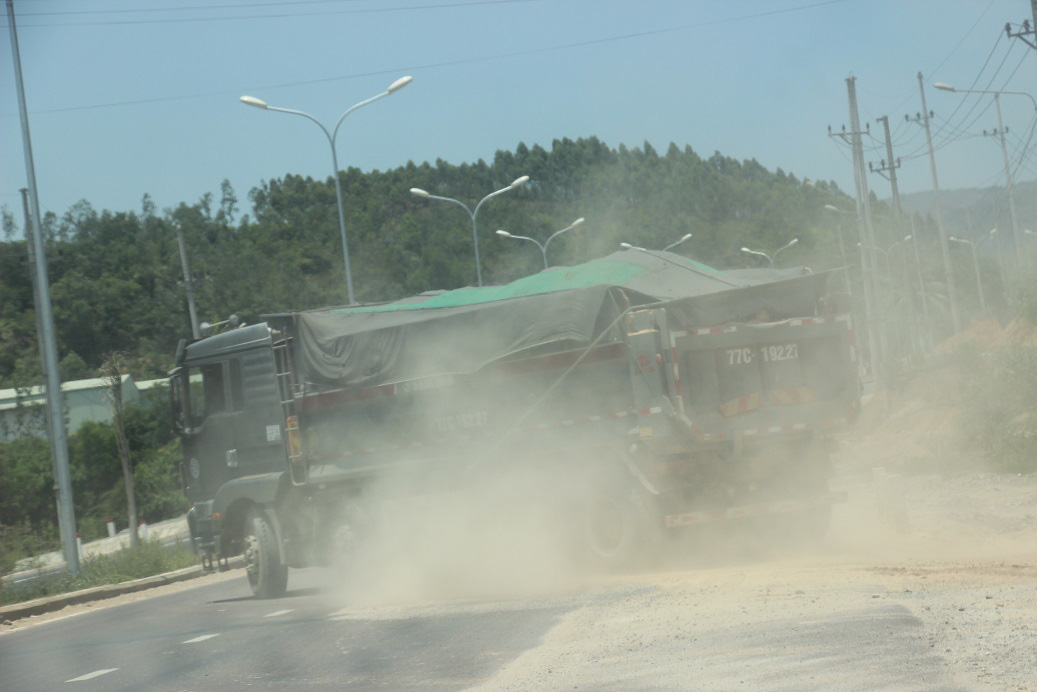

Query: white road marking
[[182, 633, 221, 644], [264, 609, 294, 618], [66, 668, 118, 682]]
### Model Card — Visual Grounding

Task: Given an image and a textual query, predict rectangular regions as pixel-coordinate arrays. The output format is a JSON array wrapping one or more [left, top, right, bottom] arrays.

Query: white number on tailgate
[[727, 348, 754, 365], [761, 343, 798, 362]]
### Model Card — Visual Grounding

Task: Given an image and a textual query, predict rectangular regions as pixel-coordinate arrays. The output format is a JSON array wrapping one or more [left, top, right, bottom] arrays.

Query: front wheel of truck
[[244, 506, 288, 598]]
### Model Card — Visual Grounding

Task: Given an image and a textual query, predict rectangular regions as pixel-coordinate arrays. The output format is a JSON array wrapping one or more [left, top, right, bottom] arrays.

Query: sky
[[2, 0, 1037, 224]]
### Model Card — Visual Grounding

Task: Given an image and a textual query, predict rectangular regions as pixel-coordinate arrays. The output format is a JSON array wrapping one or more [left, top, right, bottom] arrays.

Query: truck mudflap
[[663, 490, 848, 528]]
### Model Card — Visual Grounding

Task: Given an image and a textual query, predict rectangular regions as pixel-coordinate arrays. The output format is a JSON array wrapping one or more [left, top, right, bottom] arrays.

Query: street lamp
[[823, 204, 851, 268], [740, 237, 798, 267], [618, 234, 692, 252], [934, 82, 1037, 267], [496, 217, 585, 269], [949, 236, 987, 312], [664, 233, 693, 252], [240, 75, 413, 305], [411, 175, 530, 287]]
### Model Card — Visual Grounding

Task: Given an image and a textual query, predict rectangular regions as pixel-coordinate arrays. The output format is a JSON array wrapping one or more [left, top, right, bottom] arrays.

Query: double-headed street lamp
[[496, 217, 585, 269], [240, 75, 413, 305], [740, 237, 798, 267], [411, 176, 530, 287], [934, 82, 1037, 268], [619, 233, 693, 253], [664, 233, 694, 252]]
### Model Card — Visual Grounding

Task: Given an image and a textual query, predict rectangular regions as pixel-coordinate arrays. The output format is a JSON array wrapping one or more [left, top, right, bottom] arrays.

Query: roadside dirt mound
[[840, 317, 1035, 475], [931, 316, 1007, 355]]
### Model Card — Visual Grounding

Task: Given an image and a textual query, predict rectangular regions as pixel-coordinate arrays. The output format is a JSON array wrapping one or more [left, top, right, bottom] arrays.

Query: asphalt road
[[0, 559, 967, 691], [0, 567, 567, 691]]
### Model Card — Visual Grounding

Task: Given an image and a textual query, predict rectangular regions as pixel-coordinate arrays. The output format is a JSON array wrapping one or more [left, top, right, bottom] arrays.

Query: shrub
[[0, 538, 197, 605], [962, 344, 1037, 474]]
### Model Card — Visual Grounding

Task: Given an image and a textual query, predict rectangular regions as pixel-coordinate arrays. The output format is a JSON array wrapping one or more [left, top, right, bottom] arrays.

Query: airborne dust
[[312, 317, 1037, 618]]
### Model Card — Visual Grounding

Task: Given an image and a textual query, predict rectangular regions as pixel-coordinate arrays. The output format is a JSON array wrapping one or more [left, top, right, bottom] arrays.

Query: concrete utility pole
[[175, 223, 202, 339], [8, 0, 79, 574], [987, 95, 1023, 269], [21, 188, 69, 548], [871, 115, 920, 359], [1004, 1, 1037, 49], [874, 116, 903, 220], [908, 217, 933, 351], [844, 76, 884, 379], [916, 72, 962, 334]]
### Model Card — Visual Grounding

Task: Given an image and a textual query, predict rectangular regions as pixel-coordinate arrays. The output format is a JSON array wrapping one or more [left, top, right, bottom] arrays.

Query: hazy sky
[[2, 0, 1036, 222]]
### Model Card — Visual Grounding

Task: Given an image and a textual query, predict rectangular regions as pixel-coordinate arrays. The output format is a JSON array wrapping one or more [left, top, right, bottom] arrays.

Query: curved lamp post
[[240, 75, 413, 305], [740, 237, 798, 267], [619, 234, 692, 252], [411, 175, 529, 287], [663, 233, 693, 252], [496, 217, 585, 269]]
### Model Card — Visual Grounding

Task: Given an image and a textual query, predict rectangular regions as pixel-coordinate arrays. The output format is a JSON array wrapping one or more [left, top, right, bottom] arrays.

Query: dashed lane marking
[[182, 633, 220, 644], [66, 669, 118, 682], [264, 609, 294, 618]]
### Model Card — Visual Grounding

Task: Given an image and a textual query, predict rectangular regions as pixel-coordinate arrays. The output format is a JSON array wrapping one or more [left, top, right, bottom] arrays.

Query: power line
[[2, 0, 849, 28], [0, 0, 542, 27], [15, 0, 383, 16], [3, 0, 854, 115]]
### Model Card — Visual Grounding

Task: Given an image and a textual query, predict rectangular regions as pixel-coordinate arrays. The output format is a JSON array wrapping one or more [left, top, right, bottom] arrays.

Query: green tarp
[[270, 250, 830, 391]]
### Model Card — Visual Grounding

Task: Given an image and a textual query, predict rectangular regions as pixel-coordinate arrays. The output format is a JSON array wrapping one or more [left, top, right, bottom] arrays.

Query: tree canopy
[[0, 137, 864, 386]]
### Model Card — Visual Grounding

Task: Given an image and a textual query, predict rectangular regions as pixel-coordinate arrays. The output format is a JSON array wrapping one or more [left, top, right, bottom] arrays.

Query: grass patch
[[0, 539, 198, 607]]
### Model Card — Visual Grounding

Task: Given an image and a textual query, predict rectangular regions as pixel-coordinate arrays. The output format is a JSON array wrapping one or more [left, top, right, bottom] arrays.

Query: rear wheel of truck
[[579, 483, 659, 571], [244, 506, 288, 598]]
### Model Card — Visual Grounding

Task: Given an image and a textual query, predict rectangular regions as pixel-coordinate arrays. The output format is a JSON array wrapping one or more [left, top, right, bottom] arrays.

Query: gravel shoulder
[[467, 470, 1037, 690]]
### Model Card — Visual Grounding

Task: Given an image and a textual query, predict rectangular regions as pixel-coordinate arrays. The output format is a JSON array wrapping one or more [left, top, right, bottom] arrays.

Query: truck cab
[[170, 324, 289, 567]]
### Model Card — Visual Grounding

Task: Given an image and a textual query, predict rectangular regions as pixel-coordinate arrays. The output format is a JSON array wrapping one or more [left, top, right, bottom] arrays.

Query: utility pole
[[909, 217, 933, 351], [915, 72, 962, 334], [873, 116, 903, 220], [8, 0, 79, 574], [983, 97, 1023, 271], [871, 115, 920, 358], [1004, 1, 1037, 49], [175, 223, 202, 340], [844, 76, 884, 378], [21, 188, 69, 548]]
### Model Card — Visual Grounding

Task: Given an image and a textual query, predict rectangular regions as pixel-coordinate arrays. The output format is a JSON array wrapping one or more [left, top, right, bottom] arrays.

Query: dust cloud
[[314, 455, 604, 611], [312, 317, 1037, 616]]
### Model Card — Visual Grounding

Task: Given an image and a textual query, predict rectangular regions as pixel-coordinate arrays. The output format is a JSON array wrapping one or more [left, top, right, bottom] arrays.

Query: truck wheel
[[579, 484, 659, 571], [244, 506, 288, 598]]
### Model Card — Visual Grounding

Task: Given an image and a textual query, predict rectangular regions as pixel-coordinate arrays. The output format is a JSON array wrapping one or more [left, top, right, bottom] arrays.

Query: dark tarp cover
[[273, 250, 832, 391]]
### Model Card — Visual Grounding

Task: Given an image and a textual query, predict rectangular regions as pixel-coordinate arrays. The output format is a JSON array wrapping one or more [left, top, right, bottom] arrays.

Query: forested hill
[[0, 136, 859, 387]]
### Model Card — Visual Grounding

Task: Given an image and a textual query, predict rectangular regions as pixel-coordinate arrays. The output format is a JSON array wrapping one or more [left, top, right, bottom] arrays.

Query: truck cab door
[[227, 346, 288, 477], [180, 361, 237, 502]]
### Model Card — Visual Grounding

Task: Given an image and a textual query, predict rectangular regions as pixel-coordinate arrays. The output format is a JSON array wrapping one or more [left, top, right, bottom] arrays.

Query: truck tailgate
[[671, 316, 858, 436]]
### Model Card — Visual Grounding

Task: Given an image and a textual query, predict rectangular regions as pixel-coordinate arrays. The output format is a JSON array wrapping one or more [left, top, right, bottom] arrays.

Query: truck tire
[[244, 506, 288, 598], [579, 483, 659, 571]]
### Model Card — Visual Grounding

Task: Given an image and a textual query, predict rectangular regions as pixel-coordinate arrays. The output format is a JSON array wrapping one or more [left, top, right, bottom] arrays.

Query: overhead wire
[[3, 0, 856, 115], [0, 0, 544, 27]]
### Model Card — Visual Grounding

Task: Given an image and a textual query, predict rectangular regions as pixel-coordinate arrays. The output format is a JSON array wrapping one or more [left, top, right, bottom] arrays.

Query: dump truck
[[170, 250, 860, 597]]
